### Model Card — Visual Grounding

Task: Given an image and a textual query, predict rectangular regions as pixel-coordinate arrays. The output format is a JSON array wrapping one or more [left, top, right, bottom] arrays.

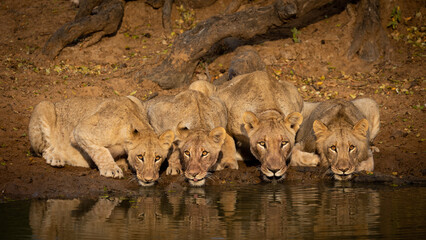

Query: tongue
[[193, 178, 198, 182]]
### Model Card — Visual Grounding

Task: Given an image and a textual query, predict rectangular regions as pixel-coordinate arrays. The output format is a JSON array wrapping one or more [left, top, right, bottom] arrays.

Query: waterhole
[[1, 182, 425, 239]]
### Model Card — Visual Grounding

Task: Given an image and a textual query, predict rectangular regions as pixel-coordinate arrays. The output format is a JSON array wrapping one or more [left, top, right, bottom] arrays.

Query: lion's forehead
[[132, 140, 168, 157], [252, 125, 292, 142], [325, 128, 367, 146], [182, 132, 221, 151], [183, 140, 220, 155]]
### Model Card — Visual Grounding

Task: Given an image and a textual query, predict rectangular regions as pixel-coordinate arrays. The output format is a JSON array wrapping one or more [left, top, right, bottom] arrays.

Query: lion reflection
[[29, 184, 381, 239]]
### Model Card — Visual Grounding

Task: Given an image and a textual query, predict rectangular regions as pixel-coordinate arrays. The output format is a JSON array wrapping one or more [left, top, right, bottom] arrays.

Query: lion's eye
[[184, 150, 190, 157], [155, 155, 161, 161], [349, 145, 356, 151], [281, 141, 288, 147], [201, 151, 209, 156], [330, 145, 337, 152], [258, 141, 266, 148], [137, 154, 144, 161]]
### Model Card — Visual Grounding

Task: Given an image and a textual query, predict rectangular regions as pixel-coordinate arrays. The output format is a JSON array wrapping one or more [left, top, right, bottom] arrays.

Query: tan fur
[[188, 79, 217, 97], [145, 80, 238, 186], [216, 71, 304, 180], [28, 96, 174, 186], [292, 98, 380, 180]]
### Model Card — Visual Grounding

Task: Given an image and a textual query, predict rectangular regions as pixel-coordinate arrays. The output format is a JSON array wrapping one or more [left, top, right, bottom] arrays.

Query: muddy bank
[[1, 158, 425, 201]]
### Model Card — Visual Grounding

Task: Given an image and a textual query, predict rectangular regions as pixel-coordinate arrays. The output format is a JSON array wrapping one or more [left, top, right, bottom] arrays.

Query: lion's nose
[[268, 168, 280, 174], [142, 174, 155, 182], [339, 167, 350, 173]]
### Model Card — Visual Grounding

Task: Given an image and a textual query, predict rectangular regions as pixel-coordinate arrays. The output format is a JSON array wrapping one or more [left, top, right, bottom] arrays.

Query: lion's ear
[[176, 121, 189, 139], [159, 130, 175, 149], [284, 112, 303, 132], [353, 118, 369, 137], [243, 111, 259, 134], [313, 120, 329, 138], [209, 127, 226, 145]]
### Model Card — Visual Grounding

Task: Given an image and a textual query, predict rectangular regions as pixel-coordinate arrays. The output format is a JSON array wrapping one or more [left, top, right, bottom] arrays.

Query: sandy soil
[[0, 0, 424, 200]]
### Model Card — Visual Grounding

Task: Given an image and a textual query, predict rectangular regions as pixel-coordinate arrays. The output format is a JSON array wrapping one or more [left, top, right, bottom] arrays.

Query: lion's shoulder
[[217, 71, 303, 114], [146, 87, 227, 134]]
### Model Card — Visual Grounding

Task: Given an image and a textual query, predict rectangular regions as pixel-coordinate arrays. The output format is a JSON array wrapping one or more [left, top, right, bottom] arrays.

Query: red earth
[[0, 0, 424, 200]]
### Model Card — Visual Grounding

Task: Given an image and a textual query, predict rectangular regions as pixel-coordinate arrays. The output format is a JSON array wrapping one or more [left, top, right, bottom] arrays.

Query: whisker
[[207, 173, 218, 182], [321, 168, 333, 180], [127, 175, 138, 183]]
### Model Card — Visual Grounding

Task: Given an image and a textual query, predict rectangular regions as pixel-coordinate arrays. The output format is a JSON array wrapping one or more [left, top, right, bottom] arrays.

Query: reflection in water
[[24, 183, 426, 239]]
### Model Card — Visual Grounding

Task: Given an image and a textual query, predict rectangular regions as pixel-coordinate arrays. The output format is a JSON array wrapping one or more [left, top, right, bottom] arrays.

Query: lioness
[[292, 98, 380, 180], [28, 96, 174, 186], [216, 71, 304, 181], [145, 81, 238, 186]]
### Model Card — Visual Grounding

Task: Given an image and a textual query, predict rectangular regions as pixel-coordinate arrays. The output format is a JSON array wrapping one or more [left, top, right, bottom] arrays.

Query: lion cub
[[216, 71, 304, 181], [28, 96, 174, 186], [145, 81, 238, 186], [292, 98, 380, 180]]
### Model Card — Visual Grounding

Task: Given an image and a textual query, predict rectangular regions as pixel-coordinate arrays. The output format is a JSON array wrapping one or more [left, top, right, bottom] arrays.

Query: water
[[1, 183, 426, 240]]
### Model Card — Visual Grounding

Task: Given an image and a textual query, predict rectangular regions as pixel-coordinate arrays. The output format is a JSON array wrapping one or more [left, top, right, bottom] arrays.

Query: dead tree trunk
[[139, 0, 352, 89], [347, 0, 390, 62], [42, 0, 124, 58]]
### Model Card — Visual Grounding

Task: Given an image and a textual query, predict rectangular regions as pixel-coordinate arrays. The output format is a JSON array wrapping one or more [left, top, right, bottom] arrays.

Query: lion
[[291, 98, 380, 180], [216, 71, 304, 181], [145, 81, 238, 186], [28, 96, 174, 186]]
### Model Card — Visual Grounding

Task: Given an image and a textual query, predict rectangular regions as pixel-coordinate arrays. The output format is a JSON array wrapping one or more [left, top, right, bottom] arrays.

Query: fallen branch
[[139, 0, 350, 89], [42, 0, 124, 58]]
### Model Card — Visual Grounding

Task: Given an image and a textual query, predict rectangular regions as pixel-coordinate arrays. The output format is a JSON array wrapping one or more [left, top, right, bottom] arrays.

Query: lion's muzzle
[[137, 171, 159, 186], [261, 164, 287, 179], [331, 165, 356, 181]]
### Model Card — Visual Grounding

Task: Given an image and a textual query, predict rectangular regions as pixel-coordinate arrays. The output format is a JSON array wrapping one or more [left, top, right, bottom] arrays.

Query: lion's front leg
[[83, 145, 123, 178], [166, 148, 182, 175], [74, 123, 123, 179], [356, 149, 375, 172], [215, 134, 238, 171], [290, 143, 320, 167]]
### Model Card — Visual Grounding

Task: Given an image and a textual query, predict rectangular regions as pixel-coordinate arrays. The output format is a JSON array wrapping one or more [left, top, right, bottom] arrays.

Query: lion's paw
[[305, 154, 320, 166], [43, 149, 65, 167], [216, 158, 239, 171], [49, 158, 66, 167], [291, 150, 320, 167], [100, 165, 123, 179], [166, 166, 182, 175]]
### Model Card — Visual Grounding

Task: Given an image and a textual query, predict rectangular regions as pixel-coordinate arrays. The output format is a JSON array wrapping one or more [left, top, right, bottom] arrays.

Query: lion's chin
[[262, 173, 286, 182], [138, 180, 156, 187], [188, 178, 206, 187], [333, 174, 353, 181]]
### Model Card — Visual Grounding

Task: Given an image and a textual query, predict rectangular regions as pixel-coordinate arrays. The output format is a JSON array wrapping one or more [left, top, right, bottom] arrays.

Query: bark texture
[[140, 0, 352, 89], [347, 0, 390, 62], [43, 0, 124, 58]]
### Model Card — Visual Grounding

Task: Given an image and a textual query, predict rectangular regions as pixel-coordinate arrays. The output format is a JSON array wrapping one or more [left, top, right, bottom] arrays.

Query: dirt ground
[[0, 0, 424, 200]]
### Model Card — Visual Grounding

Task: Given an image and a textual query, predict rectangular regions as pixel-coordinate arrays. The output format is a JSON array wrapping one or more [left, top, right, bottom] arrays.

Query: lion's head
[[313, 118, 369, 180], [177, 127, 226, 187], [243, 111, 303, 181], [127, 129, 174, 186]]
